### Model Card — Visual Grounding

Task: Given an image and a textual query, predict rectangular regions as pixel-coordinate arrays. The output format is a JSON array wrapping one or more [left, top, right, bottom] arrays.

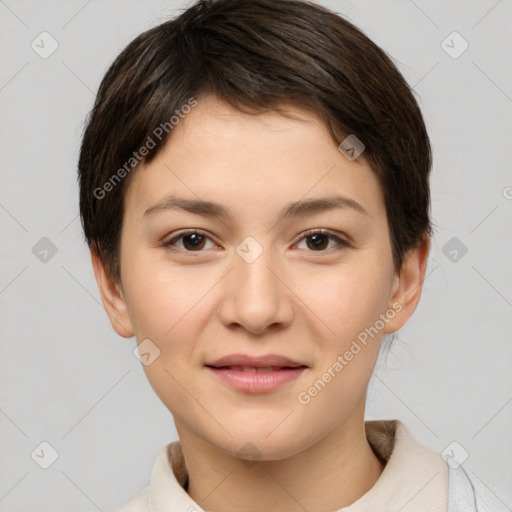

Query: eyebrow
[[143, 194, 370, 221]]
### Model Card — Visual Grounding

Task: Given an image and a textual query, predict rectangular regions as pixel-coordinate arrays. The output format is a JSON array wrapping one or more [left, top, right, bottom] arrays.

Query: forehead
[[123, 95, 385, 223], [169, 95, 339, 157]]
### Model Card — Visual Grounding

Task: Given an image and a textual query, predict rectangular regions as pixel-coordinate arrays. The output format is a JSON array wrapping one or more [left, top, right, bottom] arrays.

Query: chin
[[211, 426, 312, 463]]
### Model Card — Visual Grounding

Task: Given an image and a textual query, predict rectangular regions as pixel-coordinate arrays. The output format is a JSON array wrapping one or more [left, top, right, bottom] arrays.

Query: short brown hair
[[78, 0, 433, 285]]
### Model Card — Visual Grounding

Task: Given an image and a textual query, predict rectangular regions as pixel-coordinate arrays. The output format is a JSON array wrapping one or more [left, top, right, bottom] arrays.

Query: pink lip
[[206, 352, 306, 369], [205, 366, 307, 393], [204, 353, 309, 393]]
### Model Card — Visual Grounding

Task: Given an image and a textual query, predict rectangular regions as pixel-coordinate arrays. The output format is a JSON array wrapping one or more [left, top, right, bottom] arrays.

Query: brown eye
[[163, 230, 215, 252], [296, 229, 350, 252], [162, 228, 350, 255]]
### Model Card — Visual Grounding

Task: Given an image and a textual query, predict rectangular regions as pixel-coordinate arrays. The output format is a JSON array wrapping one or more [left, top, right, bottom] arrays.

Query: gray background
[[1, 0, 511, 510]]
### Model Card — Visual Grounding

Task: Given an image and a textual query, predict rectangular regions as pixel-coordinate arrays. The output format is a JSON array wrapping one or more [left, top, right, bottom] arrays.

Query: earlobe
[[89, 248, 135, 339], [383, 237, 431, 334]]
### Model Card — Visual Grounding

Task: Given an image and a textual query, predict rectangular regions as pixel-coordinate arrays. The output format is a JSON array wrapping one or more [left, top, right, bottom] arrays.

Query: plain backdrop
[[0, 0, 511, 510]]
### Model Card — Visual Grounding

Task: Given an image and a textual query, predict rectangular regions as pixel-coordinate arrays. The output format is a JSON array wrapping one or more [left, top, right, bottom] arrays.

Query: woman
[[78, 0, 502, 510]]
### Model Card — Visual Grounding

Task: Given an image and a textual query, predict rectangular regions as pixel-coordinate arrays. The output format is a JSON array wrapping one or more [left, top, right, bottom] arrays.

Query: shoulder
[[447, 465, 510, 512], [113, 486, 150, 512]]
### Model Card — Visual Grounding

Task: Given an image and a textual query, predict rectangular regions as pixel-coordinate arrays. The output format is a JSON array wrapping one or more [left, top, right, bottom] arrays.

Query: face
[[94, 94, 426, 460]]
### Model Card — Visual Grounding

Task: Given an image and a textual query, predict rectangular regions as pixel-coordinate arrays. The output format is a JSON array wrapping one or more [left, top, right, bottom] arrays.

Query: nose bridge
[[218, 236, 293, 333], [237, 237, 277, 293]]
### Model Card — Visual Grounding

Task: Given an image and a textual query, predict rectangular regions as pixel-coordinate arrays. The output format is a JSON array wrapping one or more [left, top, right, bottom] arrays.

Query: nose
[[217, 242, 294, 335]]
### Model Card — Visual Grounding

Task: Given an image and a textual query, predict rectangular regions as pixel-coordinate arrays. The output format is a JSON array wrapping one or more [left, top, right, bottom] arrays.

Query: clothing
[[115, 419, 501, 512]]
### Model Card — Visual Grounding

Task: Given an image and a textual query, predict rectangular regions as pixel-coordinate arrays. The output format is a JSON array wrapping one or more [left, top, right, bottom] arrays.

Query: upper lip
[[205, 353, 308, 369]]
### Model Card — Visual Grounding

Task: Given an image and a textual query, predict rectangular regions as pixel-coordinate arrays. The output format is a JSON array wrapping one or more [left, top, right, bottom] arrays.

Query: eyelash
[[162, 228, 351, 254]]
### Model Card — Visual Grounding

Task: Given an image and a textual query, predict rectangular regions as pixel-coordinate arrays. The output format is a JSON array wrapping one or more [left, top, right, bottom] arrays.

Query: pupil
[[181, 233, 329, 251], [184, 233, 205, 250], [308, 234, 328, 250]]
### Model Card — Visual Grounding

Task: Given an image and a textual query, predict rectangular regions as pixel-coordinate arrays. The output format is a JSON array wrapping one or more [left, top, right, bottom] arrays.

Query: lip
[[204, 353, 308, 393], [205, 366, 308, 393], [206, 353, 306, 369]]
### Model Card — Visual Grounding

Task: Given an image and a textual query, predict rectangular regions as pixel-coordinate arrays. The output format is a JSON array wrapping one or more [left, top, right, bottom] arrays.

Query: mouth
[[205, 364, 307, 371], [204, 365, 308, 393]]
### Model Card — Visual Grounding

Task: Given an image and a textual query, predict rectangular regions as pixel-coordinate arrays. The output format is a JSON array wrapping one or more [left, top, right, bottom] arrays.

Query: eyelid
[[162, 228, 351, 253], [162, 229, 217, 250], [296, 228, 351, 247]]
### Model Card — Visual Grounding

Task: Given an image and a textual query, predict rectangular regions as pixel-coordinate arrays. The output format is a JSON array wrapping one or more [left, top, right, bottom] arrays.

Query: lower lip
[[205, 366, 307, 393]]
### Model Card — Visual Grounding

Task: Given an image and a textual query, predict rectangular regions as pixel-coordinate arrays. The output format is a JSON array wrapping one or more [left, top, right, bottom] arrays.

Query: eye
[[162, 228, 351, 254], [295, 229, 350, 252], [162, 230, 217, 252]]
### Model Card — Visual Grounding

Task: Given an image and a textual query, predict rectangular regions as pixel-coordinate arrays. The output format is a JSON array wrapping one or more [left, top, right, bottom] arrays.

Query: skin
[[91, 94, 430, 512]]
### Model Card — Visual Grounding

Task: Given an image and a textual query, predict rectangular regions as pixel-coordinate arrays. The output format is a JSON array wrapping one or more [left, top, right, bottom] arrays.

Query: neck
[[175, 407, 385, 512]]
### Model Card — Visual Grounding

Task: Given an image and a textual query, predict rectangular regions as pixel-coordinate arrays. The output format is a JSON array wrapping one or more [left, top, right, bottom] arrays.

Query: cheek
[[292, 268, 389, 422], [122, 252, 216, 397], [301, 262, 392, 343], [121, 245, 196, 336]]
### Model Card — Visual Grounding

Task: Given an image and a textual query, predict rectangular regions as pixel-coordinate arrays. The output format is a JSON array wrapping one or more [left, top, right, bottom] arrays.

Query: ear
[[90, 247, 134, 338], [383, 237, 431, 334]]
